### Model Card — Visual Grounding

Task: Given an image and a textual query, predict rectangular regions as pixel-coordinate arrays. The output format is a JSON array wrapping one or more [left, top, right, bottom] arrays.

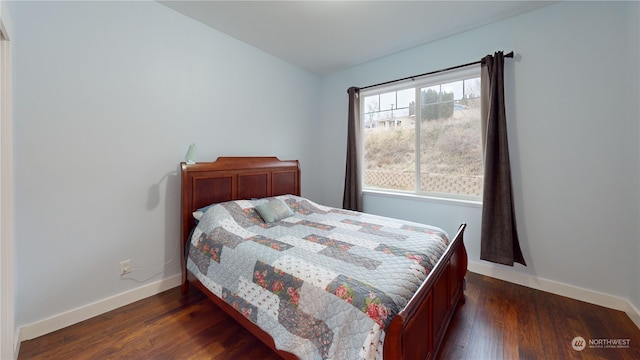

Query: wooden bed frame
[[180, 156, 467, 360]]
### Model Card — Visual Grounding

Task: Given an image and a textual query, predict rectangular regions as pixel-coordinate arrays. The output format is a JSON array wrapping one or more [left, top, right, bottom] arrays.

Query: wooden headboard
[[180, 157, 300, 287]]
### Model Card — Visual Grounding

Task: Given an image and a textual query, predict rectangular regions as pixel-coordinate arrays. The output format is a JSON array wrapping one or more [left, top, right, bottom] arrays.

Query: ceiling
[[159, 1, 556, 75]]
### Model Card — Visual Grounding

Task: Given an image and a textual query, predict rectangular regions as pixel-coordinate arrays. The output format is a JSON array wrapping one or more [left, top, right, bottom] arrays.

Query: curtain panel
[[343, 87, 363, 211], [480, 52, 526, 266]]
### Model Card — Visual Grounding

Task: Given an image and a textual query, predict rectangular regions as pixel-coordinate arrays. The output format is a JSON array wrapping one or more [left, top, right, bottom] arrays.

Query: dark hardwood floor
[[18, 272, 640, 360], [438, 273, 640, 360]]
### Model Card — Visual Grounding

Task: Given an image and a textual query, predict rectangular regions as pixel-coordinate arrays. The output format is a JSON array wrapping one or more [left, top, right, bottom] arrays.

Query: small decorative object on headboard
[[184, 143, 197, 164]]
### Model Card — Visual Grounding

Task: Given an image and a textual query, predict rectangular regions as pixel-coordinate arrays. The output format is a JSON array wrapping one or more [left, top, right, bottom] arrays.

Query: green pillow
[[255, 198, 294, 223]]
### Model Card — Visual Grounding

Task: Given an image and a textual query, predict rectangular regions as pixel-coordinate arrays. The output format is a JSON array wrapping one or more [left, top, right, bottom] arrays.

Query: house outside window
[[361, 66, 483, 201]]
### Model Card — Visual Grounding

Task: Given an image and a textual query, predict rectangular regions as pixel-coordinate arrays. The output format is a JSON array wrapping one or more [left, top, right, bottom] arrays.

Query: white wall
[[11, 0, 320, 331], [0, 0, 14, 357], [629, 0, 640, 314], [319, 1, 640, 314]]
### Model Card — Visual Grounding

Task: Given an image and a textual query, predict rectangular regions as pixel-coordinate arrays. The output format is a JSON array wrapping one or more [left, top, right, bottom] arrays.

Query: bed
[[180, 157, 467, 360]]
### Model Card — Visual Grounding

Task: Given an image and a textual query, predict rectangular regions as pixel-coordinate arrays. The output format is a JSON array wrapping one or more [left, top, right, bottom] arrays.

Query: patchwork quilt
[[186, 195, 449, 360]]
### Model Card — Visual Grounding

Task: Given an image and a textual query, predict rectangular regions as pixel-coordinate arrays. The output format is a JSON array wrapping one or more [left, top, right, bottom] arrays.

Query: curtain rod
[[360, 51, 514, 91]]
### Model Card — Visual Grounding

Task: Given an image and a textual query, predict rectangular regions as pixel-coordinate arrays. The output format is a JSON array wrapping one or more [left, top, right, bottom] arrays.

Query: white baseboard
[[18, 274, 182, 343], [625, 301, 640, 330], [468, 261, 640, 330]]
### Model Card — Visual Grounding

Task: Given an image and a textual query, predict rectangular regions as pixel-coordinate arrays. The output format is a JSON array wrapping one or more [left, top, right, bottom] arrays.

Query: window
[[361, 66, 483, 201]]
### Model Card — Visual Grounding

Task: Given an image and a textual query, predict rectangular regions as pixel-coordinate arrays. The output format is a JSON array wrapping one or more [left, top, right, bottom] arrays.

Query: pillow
[[255, 198, 294, 223], [192, 204, 215, 221]]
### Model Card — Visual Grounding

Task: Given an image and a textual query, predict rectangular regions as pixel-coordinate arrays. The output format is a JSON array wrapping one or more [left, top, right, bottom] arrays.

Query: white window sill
[[363, 189, 483, 209]]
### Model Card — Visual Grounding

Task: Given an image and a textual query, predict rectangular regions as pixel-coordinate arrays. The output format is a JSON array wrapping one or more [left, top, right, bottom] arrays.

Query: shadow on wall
[[147, 171, 177, 211], [122, 169, 180, 284]]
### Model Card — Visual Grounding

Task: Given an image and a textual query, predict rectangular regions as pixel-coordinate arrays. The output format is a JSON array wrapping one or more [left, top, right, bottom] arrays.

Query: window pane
[[396, 88, 413, 117], [442, 80, 463, 100], [363, 90, 416, 191], [364, 95, 380, 128], [419, 77, 483, 197]]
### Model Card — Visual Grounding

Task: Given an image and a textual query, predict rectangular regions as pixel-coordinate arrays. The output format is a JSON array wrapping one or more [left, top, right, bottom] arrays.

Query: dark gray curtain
[[480, 52, 526, 266], [343, 87, 363, 211]]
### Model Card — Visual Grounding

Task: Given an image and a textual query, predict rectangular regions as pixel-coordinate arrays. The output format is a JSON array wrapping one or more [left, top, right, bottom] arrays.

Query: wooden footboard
[[180, 158, 467, 360], [384, 223, 467, 360]]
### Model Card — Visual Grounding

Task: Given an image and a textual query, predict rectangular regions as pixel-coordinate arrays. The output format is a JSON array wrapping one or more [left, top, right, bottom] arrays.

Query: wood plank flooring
[[438, 273, 640, 360], [18, 272, 640, 360]]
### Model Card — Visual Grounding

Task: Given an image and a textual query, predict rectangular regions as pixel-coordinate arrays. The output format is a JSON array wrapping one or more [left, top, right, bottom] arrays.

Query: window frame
[[360, 65, 483, 203]]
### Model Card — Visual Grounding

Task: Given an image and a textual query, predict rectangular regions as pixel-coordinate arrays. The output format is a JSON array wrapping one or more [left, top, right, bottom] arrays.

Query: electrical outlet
[[120, 259, 131, 275]]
